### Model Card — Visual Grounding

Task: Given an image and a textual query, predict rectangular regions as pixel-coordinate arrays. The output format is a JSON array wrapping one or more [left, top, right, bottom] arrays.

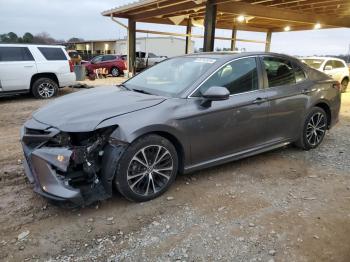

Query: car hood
[[33, 86, 166, 132]]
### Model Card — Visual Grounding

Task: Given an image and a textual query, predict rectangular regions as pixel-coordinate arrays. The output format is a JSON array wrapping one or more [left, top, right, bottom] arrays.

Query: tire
[[341, 78, 349, 93], [295, 107, 327, 150], [32, 78, 58, 99], [111, 67, 120, 77], [115, 134, 178, 202]]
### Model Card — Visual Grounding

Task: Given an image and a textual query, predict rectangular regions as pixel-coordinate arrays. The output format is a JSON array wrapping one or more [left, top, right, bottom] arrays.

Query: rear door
[[101, 55, 117, 70], [261, 56, 309, 143], [0, 46, 37, 91]]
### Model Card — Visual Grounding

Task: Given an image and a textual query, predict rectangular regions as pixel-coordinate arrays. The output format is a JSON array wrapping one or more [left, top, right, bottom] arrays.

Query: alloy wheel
[[111, 68, 119, 77], [38, 82, 55, 98], [127, 145, 173, 196], [306, 112, 326, 146]]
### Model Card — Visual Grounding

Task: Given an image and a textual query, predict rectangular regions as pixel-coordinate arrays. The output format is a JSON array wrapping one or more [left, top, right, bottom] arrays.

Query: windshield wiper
[[118, 83, 131, 91], [131, 88, 153, 95]]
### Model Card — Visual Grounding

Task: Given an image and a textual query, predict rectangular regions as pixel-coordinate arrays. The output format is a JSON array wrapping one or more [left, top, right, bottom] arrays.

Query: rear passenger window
[[102, 55, 116, 61], [0, 47, 34, 62], [333, 60, 345, 68], [38, 47, 67, 60], [198, 57, 259, 95], [263, 57, 295, 87], [293, 63, 307, 83]]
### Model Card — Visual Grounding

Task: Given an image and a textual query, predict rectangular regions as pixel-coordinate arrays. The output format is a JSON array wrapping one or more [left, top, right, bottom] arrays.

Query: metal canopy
[[102, 0, 350, 74], [102, 0, 350, 32]]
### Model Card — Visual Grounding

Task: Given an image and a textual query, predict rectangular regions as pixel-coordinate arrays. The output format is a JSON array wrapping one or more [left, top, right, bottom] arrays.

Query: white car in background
[[0, 44, 76, 99], [301, 57, 349, 92]]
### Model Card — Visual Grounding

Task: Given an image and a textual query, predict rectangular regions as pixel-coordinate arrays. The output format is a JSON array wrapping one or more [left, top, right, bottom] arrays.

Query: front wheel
[[295, 107, 327, 150], [115, 135, 178, 202]]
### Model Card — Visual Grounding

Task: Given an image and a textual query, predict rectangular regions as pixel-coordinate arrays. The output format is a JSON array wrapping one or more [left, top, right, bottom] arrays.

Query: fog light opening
[[57, 155, 65, 162]]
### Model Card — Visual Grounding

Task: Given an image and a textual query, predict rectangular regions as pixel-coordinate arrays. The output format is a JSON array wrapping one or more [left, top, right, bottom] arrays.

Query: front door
[[0, 46, 37, 91], [185, 57, 270, 166]]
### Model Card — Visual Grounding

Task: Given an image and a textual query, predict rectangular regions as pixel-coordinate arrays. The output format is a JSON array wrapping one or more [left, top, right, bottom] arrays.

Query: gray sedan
[[21, 52, 341, 205]]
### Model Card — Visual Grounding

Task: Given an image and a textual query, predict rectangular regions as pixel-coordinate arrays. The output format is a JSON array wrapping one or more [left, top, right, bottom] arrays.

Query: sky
[[0, 0, 349, 56]]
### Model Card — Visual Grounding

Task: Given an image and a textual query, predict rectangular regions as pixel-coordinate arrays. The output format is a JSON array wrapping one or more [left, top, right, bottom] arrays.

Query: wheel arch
[[108, 124, 187, 174], [148, 131, 185, 174], [30, 73, 59, 90], [313, 101, 331, 128]]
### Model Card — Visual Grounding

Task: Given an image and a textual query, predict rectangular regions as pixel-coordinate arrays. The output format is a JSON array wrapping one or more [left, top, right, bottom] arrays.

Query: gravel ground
[[0, 79, 349, 262]]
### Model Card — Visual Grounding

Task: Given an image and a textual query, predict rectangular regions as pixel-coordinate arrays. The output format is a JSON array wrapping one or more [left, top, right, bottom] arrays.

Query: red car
[[83, 55, 127, 77]]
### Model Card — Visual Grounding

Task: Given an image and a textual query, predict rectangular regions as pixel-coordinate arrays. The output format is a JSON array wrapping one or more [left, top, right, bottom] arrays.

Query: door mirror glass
[[324, 65, 333, 71], [201, 86, 230, 101]]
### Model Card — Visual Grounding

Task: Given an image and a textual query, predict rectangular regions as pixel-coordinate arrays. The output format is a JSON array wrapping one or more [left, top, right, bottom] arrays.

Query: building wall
[[74, 37, 195, 57], [116, 37, 194, 57]]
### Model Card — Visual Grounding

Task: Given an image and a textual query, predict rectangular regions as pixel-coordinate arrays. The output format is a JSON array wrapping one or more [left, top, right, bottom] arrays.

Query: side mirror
[[201, 86, 230, 107], [324, 65, 333, 71]]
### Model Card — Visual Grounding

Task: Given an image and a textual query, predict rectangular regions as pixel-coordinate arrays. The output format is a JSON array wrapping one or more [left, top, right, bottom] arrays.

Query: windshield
[[301, 59, 325, 69], [124, 57, 217, 97]]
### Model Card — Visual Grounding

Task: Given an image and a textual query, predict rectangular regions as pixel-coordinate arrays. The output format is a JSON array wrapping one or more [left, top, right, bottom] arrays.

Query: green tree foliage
[[22, 32, 34, 43]]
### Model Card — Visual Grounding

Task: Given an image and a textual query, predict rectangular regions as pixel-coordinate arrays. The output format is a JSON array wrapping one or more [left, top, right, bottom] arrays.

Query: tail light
[[333, 81, 341, 91], [69, 60, 74, 72]]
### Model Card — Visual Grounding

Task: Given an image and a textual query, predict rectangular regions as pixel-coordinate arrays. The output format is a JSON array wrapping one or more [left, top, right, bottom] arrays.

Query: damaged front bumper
[[20, 118, 127, 206]]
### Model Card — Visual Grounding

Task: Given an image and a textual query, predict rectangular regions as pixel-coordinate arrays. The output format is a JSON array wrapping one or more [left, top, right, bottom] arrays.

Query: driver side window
[[91, 56, 103, 63], [196, 57, 259, 96]]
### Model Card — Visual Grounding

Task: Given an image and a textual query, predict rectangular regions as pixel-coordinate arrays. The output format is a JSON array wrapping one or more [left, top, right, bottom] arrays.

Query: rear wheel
[[111, 67, 120, 77], [32, 78, 58, 99], [295, 107, 327, 150], [115, 135, 178, 202], [341, 78, 349, 93]]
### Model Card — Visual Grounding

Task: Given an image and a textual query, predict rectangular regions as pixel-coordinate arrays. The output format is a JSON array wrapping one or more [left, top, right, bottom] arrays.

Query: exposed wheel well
[[314, 102, 331, 128], [145, 131, 185, 174], [30, 73, 59, 90], [342, 76, 349, 83]]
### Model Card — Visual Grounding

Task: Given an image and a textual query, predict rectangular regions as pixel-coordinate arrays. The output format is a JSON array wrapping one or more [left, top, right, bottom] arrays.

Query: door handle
[[301, 89, 311, 94], [24, 65, 34, 68], [252, 97, 267, 104]]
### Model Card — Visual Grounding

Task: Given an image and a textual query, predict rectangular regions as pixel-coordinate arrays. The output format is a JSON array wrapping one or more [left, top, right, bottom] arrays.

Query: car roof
[[182, 51, 301, 63], [0, 43, 65, 48], [301, 56, 345, 62]]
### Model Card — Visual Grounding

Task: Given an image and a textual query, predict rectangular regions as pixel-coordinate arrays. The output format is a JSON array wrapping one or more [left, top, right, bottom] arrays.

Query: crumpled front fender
[[100, 143, 128, 196]]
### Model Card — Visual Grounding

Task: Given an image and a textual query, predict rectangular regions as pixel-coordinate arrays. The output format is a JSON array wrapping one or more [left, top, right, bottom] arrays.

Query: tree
[[67, 37, 84, 43], [22, 32, 34, 43], [33, 32, 56, 44], [7, 32, 18, 43]]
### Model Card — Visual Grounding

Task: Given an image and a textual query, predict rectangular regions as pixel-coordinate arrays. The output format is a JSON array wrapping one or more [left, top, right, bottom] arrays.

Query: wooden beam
[[135, 29, 267, 44], [185, 19, 192, 54], [127, 19, 136, 76], [265, 31, 272, 52], [130, 1, 205, 20], [231, 29, 237, 51], [215, 1, 350, 28], [203, 0, 217, 52]]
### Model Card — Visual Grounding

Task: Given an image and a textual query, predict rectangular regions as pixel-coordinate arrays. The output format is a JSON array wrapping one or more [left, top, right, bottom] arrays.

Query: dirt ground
[[0, 78, 350, 262]]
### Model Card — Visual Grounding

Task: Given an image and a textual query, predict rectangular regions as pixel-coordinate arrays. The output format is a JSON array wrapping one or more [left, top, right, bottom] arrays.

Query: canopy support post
[[203, 0, 217, 52]]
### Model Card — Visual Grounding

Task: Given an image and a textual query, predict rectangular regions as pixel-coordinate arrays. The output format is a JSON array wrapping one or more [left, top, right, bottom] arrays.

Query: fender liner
[[100, 143, 128, 196]]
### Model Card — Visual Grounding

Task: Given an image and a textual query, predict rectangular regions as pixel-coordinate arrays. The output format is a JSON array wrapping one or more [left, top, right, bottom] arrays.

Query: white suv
[[0, 44, 76, 99], [301, 57, 349, 92]]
